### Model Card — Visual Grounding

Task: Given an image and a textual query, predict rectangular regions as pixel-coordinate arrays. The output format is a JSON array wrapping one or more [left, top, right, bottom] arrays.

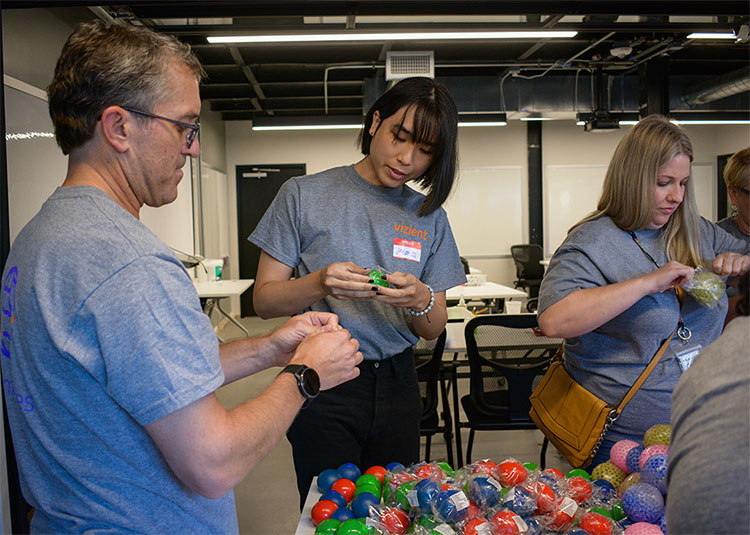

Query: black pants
[[287, 348, 422, 509]]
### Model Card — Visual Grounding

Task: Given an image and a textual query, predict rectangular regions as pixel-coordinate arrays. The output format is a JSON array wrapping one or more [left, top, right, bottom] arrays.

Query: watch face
[[301, 367, 321, 397]]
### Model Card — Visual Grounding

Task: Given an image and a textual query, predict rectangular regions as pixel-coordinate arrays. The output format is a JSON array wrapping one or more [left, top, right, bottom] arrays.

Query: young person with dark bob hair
[[249, 76, 466, 504]]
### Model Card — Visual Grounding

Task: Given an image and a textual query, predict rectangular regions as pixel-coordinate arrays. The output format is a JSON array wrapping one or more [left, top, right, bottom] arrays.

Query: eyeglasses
[[121, 106, 200, 148], [738, 186, 750, 195]]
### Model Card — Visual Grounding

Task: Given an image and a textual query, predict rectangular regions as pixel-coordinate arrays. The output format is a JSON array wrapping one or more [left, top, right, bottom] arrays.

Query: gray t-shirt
[[0, 186, 237, 533], [538, 215, 749, 442], [249, 164, 466, 360], [668, 316, 750, 534], [717, 216, 750, 243]]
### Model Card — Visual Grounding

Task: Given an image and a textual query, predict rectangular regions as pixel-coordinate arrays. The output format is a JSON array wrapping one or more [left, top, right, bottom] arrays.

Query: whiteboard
[[544, 163, 717, 259], [443, 166, 525, 257]]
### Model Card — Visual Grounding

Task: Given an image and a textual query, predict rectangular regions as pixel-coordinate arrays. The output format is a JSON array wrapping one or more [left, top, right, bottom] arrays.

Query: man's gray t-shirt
[[538, 215, 749, 442], [249, 165, 466, 360], [668, 316, 750, 534], [0, 186, 237, 533]]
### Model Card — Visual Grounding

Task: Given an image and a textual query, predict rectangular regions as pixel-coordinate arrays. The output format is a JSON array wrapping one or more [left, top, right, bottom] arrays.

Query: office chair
[[414, 330, 454, 467], [510, 244, 546, 299], [460, 256, 471, 275], [459, 314, 553, 467]]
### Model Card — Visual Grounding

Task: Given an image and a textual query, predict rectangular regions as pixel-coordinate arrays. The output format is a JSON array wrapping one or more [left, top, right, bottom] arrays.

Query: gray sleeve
[[701, 216, 750, 256], [248, 178, 302, 268], [421, 208, 467, 292], [537, 229, 608, 316]]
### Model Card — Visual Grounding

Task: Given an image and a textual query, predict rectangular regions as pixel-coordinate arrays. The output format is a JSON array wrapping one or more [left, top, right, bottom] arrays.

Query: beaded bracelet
[[408, 284, 434, 316]]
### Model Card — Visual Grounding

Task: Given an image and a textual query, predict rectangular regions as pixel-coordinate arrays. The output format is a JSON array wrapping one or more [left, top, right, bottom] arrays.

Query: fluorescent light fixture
[[208, 30, 577, 44], [520, 117, 554, 121], [672, 119, 750, 125], [619, 120, 639, 126], [458, 113, 507, 127], [686, 32, 737, 39], [252, 115, 362, 131]]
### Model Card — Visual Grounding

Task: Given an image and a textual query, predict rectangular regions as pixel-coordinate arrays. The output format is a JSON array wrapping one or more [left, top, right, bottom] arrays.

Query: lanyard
[[628, 231, 692, 342]]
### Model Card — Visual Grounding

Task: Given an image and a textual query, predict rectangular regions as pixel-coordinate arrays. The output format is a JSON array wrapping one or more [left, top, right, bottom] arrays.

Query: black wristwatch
[[279, 364, 320, 408]]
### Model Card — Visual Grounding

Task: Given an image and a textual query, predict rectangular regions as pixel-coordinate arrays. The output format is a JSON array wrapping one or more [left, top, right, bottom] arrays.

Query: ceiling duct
[[386, 51, 434, 81], [682, 66, 750, 105]]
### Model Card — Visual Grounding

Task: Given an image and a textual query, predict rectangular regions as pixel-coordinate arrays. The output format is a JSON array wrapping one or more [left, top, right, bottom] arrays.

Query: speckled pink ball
[[639, 445, 669, 471], [610, 439, 640, 473], [624, 521, 664, 534]]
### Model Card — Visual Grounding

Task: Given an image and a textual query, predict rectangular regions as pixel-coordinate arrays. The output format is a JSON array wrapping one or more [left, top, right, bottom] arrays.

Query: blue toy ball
[[320, 490, 347, 509], [626, 445, 645, 475], [434, 489, 470, 523], [350, 491, 380, 519], [641, 454, 668, 495], [331, 507, 355, 522], [467, 476, 503, 509], [538, 474, 562, 493], [317, 468, 342, 492], [525, 517, 543, 535], [566, 530, 590, 535], [337, 462, 361, 482], [386, 462, 405, 472], [502, 486, 536, 517], [415, 478, 441, 513], [591, 478, 618, 504], [622, 483, 665, 523]]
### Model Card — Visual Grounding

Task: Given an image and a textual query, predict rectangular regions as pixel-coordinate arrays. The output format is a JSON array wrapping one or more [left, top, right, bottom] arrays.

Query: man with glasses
[[0, 20, 362, 533]]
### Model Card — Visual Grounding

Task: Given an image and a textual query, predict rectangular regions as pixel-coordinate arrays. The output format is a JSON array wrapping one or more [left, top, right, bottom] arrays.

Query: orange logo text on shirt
[[394, 222, 428, 240]]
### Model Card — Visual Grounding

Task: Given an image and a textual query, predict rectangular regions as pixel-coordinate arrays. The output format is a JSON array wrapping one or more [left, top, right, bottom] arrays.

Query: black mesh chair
[[510, 244, 546, 299], [460, 256, 471, 274], [459, 314, 556, 467], [414, 330, 454, 467]]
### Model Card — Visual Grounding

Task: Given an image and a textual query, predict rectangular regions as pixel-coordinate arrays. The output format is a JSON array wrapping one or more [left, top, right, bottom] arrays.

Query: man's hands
[[267, 311, 340, 367], [713, 253, 750, 277], [288, 329, 362, 390]]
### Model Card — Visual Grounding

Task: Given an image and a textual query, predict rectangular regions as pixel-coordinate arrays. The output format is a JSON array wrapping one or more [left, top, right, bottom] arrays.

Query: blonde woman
[[717, 147, 750, 241], [538, 116, 750, 468]]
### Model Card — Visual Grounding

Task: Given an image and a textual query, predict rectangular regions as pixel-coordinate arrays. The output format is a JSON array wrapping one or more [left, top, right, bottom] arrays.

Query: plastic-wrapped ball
[[567, 476, 593, 503], [640, 454, 668, 495], [462, 517, 493, 535], [416, 463, 444, 481], [589, 506, 613, 518], [548, 497, 578, 532], [591, 479, 618, 505], [524, 462, 539, 472], [315, 518, 341, 535], [467, 476, 503, 509], [434, 489, 470, 523], [591, 461, 626, 490], [619, 472, 642, 498], [610, 501, 626, 521], [579, 511, 613, 535], [567, 468, 591, 479], [609, 440, 640, 473], [331, 507, 354, 522], [335, 518, 369, 535], [415, 478, 442, 513], [567, 531, 591, 535], [621, 483, 665, 524], [379, 507, 410, 535], [643, 424, 671, 447], [525, 481, 556, 514], [623, 522, 664, 535], [317, 469, 342, 492], [386, 462, 405, 472], [489, 509, 527, 535], [395, 480, 418, 511], [639, 445, 669, 471], [524, 517, 543, 535], [320, 490, 347, 509], [337, 463, 361, 482], [495, 460, 528, 487], [501, 486, 536, 517], [350, 491, 380, 519], [471, 459, 497, 476], [312, 499, 340, 526], [437, 462, 454, 477], [626, 446, 645, 475]]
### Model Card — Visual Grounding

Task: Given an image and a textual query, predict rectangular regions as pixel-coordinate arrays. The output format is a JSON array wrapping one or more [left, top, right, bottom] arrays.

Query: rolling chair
[[414, 330, 455, 467], [459, 314, 553, 467], [510, 244, 545, 299]]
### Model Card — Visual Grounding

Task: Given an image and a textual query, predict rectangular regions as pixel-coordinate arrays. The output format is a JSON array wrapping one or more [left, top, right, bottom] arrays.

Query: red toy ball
[[380, 507, 410, 535], [365, 465, 387, 484], [542, 467, 564, 479], [472, 459, 497, 476], [579, 511, 613, 535], [331, 478, 357, 502], [415, 463, 443, 481], [548, 497, 578, 532], [311, 499, 339, 526], [567, 476, 593, 503], [525, 481, 556, 514], [495, 460, 528, 487], [489, 509, 525, 535], [464, 517, 493, 535]]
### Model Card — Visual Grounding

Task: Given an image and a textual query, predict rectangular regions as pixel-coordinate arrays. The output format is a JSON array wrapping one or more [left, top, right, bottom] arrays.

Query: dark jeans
[[287, 347, 421, 509]]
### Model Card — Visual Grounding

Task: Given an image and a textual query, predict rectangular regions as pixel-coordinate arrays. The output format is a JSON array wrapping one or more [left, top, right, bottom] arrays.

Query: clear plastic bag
[[681, 266, 726, 308]]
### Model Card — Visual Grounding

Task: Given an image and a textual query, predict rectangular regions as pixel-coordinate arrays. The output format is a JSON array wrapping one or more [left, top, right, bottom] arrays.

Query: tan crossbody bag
[[529, 325, 678, 469]]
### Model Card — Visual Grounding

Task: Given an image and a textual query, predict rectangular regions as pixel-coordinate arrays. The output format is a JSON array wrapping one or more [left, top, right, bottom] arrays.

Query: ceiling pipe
[[682, 66, 750, 105]]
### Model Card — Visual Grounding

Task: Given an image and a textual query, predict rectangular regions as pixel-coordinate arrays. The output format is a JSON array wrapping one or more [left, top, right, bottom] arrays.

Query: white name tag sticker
[[393, 238, 422, 262]]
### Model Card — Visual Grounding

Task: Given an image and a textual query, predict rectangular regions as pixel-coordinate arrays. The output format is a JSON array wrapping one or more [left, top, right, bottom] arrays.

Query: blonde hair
[[724, 147, 750, 190], [573, 115, 704, 267]]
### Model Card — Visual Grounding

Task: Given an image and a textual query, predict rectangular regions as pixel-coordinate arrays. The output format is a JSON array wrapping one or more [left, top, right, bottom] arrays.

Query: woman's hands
[[372, 271, 431, 311], [640, 260, 695, 295], [316, 262, 378, 299]]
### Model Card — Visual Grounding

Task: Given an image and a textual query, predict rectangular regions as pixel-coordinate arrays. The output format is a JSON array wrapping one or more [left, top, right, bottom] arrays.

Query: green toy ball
[[644, 423, 671, 447], [368, 269, 389, 288], [567, 468, 591, 480], [523, 462, 539, 472], [610, 501, 626, 521], [356, 474, 382, 490], [437, 461, 454, 476], [395, 480, 418, 511], [316, 518, 341, 535], [354, 484, 381, 499], [336, 518, 369, 535]]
